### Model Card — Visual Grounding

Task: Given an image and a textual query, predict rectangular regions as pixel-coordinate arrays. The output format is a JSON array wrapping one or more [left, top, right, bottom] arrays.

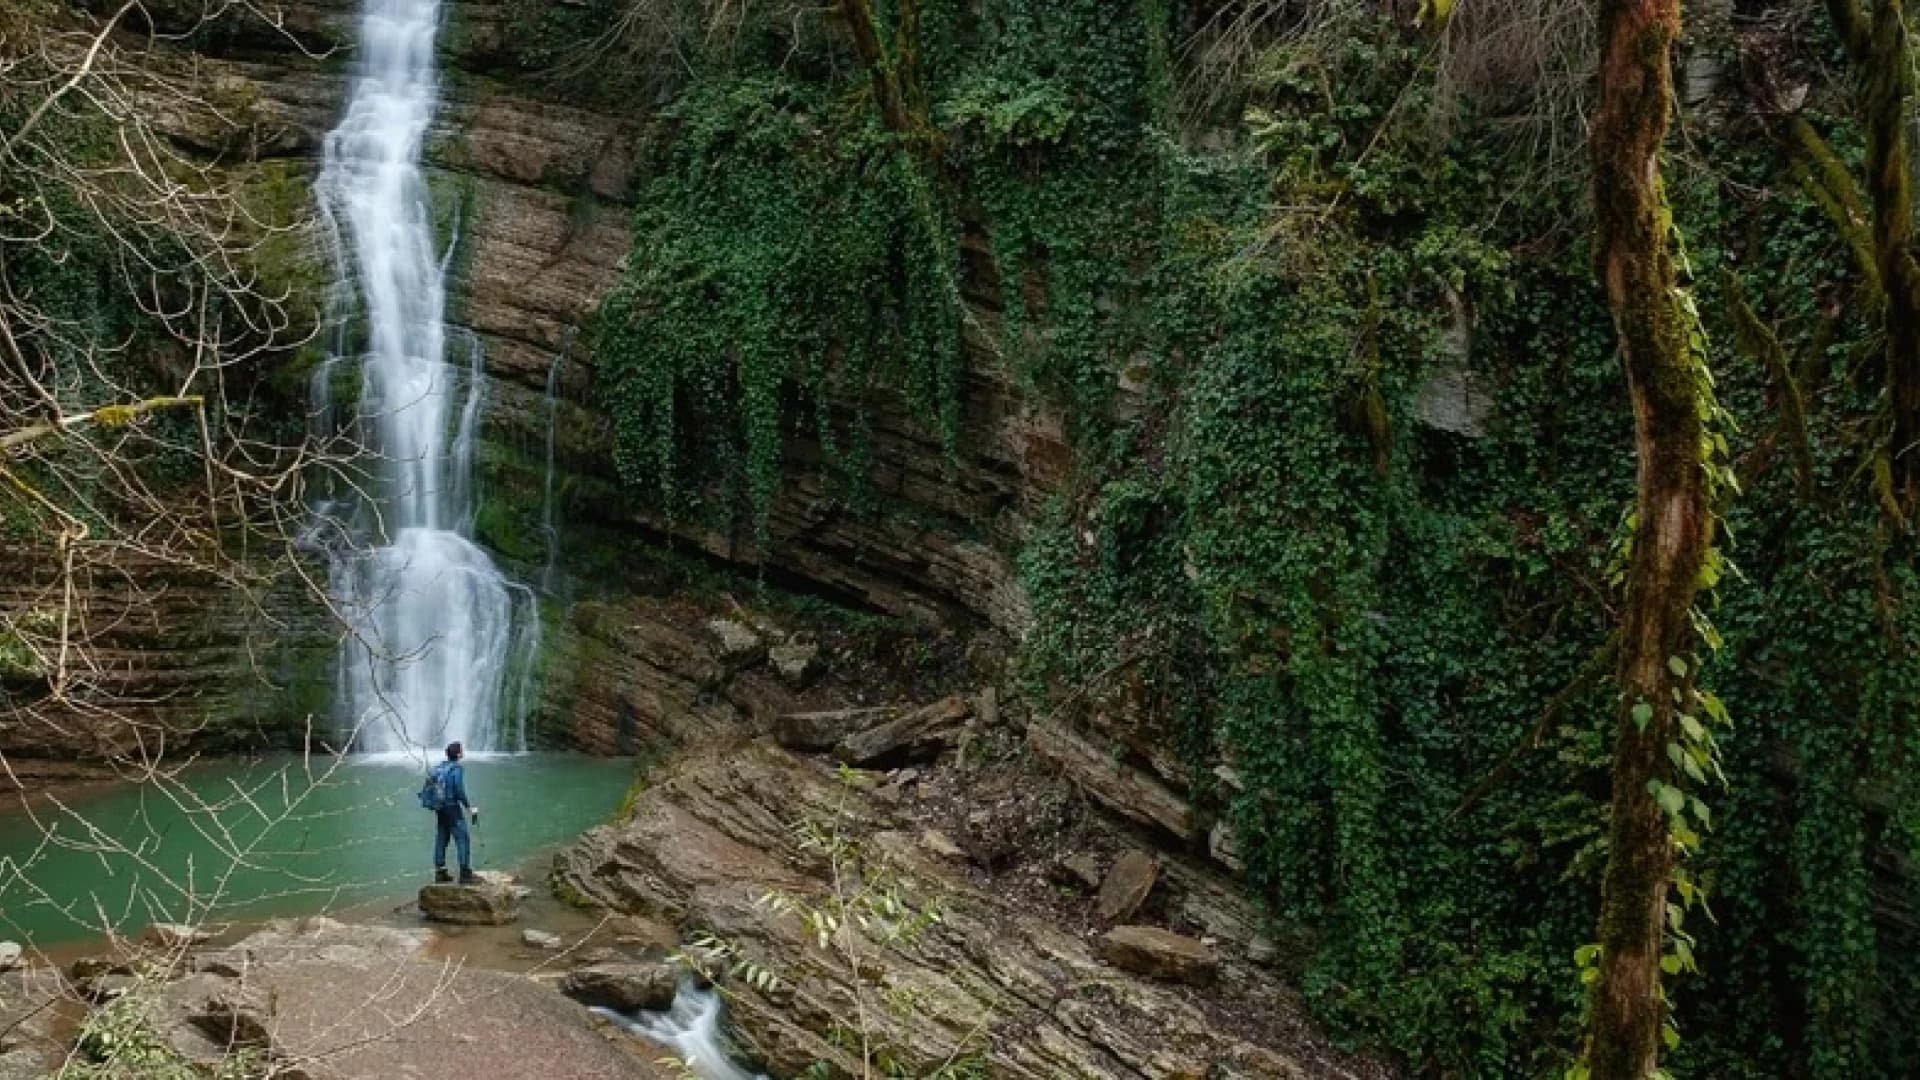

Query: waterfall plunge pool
[[0, 753, 633, 948]]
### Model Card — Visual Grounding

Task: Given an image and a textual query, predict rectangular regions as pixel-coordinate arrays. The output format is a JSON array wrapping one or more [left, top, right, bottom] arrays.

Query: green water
[[0, 753, 634, 947]]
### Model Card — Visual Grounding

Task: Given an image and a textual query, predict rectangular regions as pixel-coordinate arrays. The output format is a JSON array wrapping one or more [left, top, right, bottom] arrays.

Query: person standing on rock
[[426, 741, 480, 884]]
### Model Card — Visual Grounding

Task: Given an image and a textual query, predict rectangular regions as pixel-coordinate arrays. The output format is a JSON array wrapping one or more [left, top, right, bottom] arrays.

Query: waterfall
[[313, 0, 531, 755]]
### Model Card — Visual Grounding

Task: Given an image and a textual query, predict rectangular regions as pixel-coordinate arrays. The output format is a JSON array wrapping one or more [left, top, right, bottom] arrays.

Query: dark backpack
[[417, 762, 455, 811]]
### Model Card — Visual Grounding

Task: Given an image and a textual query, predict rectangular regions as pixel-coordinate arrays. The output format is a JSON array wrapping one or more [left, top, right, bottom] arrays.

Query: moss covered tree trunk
[[1587, 1, 1712, 1076], [838, 0, 917, 136], [1827, 0, 1920, 518]]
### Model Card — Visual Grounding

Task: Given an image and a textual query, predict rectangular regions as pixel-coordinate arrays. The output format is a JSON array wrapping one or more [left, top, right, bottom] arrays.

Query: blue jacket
[[434, 760, 470, 811]]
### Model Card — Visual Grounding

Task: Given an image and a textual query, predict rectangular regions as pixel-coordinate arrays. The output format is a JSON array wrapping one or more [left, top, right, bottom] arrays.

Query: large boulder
[[418, 878, 521, 925], [0, 967, 65, 1076], [560, 961, 680, 1012]]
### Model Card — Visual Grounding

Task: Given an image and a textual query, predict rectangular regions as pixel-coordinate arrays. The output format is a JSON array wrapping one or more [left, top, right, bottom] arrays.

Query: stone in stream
[[522, 928, 563, 950], [561, 961, 680, 1011], [1097, 849, 1160, 922], [0, 941, 19, 971], [1100, 925, 1219, 986], [419, 873, 522, 925]]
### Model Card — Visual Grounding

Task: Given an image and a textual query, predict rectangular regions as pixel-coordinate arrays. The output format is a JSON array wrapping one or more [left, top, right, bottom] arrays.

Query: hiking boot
[[458, 870, 482, 885], [434, 868, 453, 884]]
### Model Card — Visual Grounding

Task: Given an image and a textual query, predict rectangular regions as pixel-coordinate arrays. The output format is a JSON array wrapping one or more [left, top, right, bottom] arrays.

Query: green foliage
[[68, 992, 263, 1080], [586, 3, 1918, 1076], [595, 72, 961, 540]]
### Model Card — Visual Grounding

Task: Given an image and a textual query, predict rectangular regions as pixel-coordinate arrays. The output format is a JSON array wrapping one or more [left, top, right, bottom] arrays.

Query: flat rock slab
[[419, 871, 525, 925], [177, 918, 668, 1079], [1101, 925, 1220, 986], [0, 967, 65, 1076]]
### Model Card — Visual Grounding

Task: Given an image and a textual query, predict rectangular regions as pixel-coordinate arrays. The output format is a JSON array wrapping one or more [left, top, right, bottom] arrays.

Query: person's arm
[[451, 764, 471, 809]]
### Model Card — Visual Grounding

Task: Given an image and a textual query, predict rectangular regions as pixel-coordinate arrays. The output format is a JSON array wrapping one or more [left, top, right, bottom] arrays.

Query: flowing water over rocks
[[314, 0, 535, 755], [594, 987, 769, 1080]]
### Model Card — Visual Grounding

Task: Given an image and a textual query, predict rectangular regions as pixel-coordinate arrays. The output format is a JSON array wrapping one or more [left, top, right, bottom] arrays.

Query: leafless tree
[[0, 0, 372, 772]]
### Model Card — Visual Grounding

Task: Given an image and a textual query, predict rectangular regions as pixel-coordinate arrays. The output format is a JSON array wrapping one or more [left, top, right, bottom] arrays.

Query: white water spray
[[315, 0, 532, 755], [592, 985, 767, 1080]]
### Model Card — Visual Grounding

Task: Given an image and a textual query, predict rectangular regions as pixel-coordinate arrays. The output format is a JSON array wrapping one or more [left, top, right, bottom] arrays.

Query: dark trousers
[[433, 807, 471, 872]]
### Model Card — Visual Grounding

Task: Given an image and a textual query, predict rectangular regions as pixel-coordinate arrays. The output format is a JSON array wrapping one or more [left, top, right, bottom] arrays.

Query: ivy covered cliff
[[553, 1, 1917, 1076]]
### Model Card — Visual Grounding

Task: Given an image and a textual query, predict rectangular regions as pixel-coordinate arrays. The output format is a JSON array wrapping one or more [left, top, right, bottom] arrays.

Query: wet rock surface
[[560, 960, 680, 1012], [555, 742, 1390, 1079], [156, 917, 666, 1079], [419, 870, 527, 925]]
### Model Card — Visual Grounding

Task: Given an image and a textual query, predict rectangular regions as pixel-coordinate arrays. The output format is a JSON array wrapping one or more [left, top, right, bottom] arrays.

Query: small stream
[[595, 986, 770, 1080], [0, 753, 630, 947]]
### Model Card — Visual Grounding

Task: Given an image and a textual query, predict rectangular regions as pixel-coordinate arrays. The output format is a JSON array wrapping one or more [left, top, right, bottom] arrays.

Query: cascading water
[[591, 986, 768, 1080], [314, 0, 532, 755]]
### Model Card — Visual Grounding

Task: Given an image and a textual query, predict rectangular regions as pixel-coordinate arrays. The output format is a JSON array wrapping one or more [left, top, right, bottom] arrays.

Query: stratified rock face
[[0, 546, 334, 777], [553, 743, 1383, 1079]]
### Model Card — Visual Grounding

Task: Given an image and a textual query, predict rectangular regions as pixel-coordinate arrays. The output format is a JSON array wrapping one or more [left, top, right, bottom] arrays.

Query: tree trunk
[[1864, 2, 1920, 511], [1587, 1, 1713, 1077], [1826, 0, 1920, 517], [838, 0, 914, 135]]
